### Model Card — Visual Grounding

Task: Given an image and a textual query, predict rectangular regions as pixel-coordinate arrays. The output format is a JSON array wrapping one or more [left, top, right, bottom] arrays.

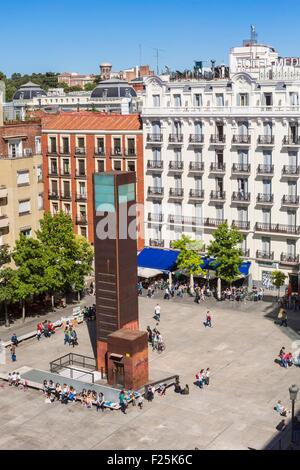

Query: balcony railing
[[232, 220, 250, 230], [61, 169, 71, 177], [256, 193, 274, 203], [48, 192, 59, 200], [149, 239, 164, 247], [148, 213, 163, 222], [189, 162, 204, 172], [124, 149, 136, 156], [210, 190, 226, 200], [256, 250, 274, 260], [232, 135, 251, 144], [204, 218, 226, 227], [282, 165, 300, 176], [257, 164, 274, 174], [210, 134, 226, 144], [60, 147, 70, 155], [76, 193, 87, 201], [283, 136, 300, 145], [189, 134, 204, 143], [258, 135, 274, 145], [61, 193, 72, 200], [48, 169, 58, 176], [148, 187, 164, 196], [75, 147, 86, 155], [94, 148, 105, 156], [169, 188, 184, 197], [210, 162, 226, 172], [232, 163, 251, 173], [147, 133, 163, 143], [168, 215, 203, 226], [147, 160, 163, 170], [241, 248, 250, 257], [169, 134, 183, 143], [189, 189, 204, 199], [280, 253, 299, 264], [47, 147, 58, 154], [169, 161, 184, 170], [255, 223, 300, 234], [111, 149, 122, 156], [282, 195, 300, 205], [232, 191, 251, 202], [76, 216, 88, 225], [75, 170, 86, 178]]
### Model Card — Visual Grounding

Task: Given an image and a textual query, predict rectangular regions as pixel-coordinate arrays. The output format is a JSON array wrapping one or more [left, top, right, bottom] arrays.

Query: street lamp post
[[289, 384, 299, 444]]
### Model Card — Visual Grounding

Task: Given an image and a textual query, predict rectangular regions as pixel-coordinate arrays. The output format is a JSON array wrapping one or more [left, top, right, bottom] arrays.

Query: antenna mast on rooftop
[[250, 25, 258, 44], [154, 48, 164, 75]]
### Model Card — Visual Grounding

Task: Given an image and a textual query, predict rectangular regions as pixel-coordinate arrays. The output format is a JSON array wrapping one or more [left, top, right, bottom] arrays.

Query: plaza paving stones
[[0, 296, 300, 450]]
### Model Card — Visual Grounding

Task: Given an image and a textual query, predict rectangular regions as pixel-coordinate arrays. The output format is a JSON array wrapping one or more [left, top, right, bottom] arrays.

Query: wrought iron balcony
[[204, 218, 226, 227], [232, 163, 251, 174], [48, 169, 58, 176], [148, 187, 164, 197], [210, 162, 226, 172], [111, 148, 122, 156], [169, 161, 184, 170], [148, 213, 163, 222], [94, 148, 105, 156], [76, 193, 87, 201], [283, 136, 300, 145], [210, 134, 226, 144], [61, 193, 72, 200], [210, 190, 226, 200], [147, 133, 163, 143], [232, 134, 251, 144], [241, 248, 250, 257], [232, 220, 250, 230], [169, 188, 184, 198], [75, 169, 86, 178], [258, 135, 274, 145], [280, 253, 299, 264], [189, 134, 204, 144], [169, 134, 183, 143], [257, 164, 274, 175], [232, 191, 251, 202], [168, 215, 203, 226], [124, 148, 136, 156], [149, 238, 164, 247], [76, 216, 88, 225], [189, 162, 204, 172], [75, 147, 86, 155], [256, 250, 274, 260], [282, 195, 300, 206], [147, 160, 163, 170], [282, 165, 300, 176], [189, 189, 204, 199], [47, 147, 58, 155], [256, 193, 274, 204], [61, 170, 71, 177], [60, 147, 70, 155], [255, 222, 300, 234], [48, 192, 59, 200]]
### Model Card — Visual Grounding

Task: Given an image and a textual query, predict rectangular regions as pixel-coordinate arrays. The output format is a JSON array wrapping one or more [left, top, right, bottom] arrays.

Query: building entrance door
[[113, 362, 125, 387]]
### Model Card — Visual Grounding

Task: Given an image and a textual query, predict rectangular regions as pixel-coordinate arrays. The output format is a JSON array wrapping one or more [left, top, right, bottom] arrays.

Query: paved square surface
[[0, 296, 299, 450]]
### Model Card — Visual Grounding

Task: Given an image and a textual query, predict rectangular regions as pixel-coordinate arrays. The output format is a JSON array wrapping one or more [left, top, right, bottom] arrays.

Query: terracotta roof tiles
[[42, 112, 142, 131]]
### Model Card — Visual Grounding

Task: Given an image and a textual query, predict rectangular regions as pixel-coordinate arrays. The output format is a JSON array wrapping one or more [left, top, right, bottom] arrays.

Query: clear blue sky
[[1, 0, 300, 76]]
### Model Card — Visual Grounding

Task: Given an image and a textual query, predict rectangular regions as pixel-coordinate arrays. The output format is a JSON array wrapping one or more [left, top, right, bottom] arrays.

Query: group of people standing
[[63, 326, 78, 347], [195, 368, 210, 388]]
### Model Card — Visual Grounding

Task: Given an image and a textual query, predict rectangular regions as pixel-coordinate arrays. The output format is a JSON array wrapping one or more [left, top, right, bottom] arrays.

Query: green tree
[[37, 212, 93, 302], [171, 235, 205, 290], [0, 244, 13, 326], [271, 270, 287, 298], [84, 82, 96, 91], [12, 236, 47, 322], [207, 222, 243, 289]]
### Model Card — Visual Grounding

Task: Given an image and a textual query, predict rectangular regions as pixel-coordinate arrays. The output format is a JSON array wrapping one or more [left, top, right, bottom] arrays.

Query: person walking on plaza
[[204, 311, 212, 328], [154, 304, 161, 322], [64, 327, 70, 345], [10, 344, 16, 362], [11, 333, 18, 347], [119, 390, 127, 414]]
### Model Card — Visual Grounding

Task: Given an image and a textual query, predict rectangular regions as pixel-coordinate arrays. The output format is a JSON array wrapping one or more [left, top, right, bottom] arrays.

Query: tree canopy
[[171, 235, 205, 282], [207, 222, 243, 284]]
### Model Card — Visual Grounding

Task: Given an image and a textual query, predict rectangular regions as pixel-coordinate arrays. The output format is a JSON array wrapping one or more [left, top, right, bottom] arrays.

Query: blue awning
[[137, 248, 179, 273]]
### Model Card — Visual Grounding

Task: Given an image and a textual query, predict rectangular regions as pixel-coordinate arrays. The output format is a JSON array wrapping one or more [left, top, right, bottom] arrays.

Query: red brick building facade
[[41, 112, 144, 249]]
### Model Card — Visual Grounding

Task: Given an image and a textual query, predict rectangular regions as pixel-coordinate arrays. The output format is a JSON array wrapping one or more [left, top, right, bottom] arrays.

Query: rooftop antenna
[[154, 48, 164, 75], [139, 44, 142, 67]]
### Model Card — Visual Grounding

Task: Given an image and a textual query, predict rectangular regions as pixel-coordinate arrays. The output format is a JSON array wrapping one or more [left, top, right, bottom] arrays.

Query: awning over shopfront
[[138, 247, 251, 277], [137, 267, 163, 279]]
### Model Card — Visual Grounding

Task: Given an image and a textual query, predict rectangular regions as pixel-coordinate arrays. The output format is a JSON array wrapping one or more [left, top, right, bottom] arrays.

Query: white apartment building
[[142, 39, 300, 286]]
